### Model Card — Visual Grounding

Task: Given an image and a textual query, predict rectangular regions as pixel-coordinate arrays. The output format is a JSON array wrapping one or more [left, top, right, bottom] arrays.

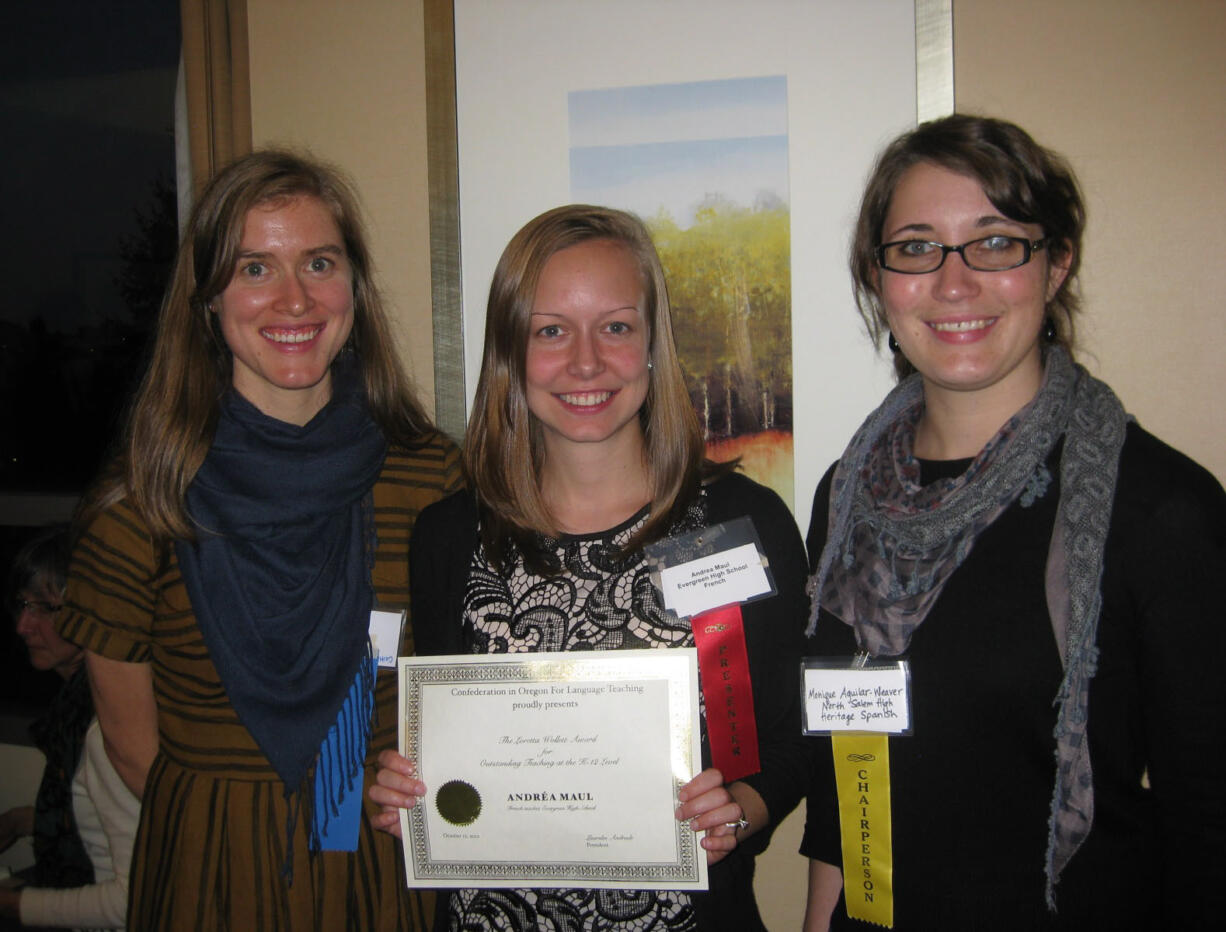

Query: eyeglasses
[[13, 598, 63, 616], [877, 235, 1047, 274]]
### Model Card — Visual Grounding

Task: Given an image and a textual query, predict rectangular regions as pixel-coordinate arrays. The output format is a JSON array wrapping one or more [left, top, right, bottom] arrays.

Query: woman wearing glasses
[[802, 115, 1224, 929], [0, 528, 140, 928]]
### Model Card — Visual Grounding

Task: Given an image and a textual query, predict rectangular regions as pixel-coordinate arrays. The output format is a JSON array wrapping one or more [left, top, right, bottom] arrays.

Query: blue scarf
[[176, 361, 386, 819]]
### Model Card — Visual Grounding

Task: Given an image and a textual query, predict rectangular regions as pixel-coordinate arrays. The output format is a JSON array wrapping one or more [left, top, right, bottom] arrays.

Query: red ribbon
[[692, 603, 759, 782]]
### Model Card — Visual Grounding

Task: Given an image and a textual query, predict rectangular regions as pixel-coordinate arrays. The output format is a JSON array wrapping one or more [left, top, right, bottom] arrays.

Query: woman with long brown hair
[[371, 205, 811, 931], [59, 150, 460, 929]]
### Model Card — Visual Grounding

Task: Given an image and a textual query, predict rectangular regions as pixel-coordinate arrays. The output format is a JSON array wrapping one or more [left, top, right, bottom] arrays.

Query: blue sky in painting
[[569, 75, 789, 228]]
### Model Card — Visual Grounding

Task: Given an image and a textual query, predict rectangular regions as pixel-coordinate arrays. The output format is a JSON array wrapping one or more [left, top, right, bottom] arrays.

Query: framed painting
[[427, 0, 952, 527]]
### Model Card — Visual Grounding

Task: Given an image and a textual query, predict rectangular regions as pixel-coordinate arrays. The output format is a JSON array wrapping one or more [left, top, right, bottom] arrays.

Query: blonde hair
[[464, 204, 715, 571], [80, 149, 435, 549]]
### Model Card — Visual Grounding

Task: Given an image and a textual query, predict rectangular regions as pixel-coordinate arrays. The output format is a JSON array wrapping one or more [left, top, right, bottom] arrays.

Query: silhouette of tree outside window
[[1, 0, 179, 713], [0, 0, 180, 496]]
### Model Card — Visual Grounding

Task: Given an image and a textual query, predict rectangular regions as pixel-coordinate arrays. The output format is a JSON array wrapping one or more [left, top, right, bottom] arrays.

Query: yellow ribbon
[[832, 734, 894, 928]]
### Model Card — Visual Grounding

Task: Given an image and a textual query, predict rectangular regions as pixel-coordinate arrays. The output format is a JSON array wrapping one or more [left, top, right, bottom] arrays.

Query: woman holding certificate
[[371, 205, 810, 931], [57, 150, 461, 929], [802, 115, 1226, 929]]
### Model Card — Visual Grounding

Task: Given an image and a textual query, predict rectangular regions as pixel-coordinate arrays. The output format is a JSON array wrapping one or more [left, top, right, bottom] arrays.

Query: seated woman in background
[[370, 204, 811, 931], [58, 150, 461, 930], [0, 527, 140, 929], [803, 114, 1225, 930]]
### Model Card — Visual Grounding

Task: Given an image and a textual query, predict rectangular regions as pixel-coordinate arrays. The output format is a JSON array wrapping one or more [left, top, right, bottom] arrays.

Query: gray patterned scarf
[[807, 347, 1128, 908]]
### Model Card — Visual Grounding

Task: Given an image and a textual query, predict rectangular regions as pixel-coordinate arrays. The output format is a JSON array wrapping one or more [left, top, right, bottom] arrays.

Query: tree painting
[[570, 76, 793, 505]]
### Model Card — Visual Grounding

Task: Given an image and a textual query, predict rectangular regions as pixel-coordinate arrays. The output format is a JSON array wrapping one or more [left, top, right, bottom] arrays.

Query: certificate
[[397, 649, 707, 889]]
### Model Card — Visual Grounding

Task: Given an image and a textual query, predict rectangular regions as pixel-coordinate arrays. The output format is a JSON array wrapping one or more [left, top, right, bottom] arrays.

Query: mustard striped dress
[[59, 439, 461, 931]]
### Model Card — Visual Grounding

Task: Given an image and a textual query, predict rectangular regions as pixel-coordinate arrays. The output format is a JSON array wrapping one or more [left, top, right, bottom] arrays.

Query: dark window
[[1, 0, 180, 723], [1, 0, 181, 497]]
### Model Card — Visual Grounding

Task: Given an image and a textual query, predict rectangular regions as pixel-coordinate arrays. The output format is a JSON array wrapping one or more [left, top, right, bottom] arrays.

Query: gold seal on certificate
[[435, 780, 482, 826], [397, 649, 706, 890]]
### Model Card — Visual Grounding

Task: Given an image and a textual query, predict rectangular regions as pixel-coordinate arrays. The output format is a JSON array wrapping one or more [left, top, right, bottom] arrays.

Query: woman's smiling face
[[524, 239, 651, 457], [215, 195, 354, 425], [880, 162, 1070, 407]]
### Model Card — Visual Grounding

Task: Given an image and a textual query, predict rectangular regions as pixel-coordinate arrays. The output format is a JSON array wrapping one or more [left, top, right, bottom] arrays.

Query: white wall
[[955, 0, 1226, 482], [246, 0, 437, 413]]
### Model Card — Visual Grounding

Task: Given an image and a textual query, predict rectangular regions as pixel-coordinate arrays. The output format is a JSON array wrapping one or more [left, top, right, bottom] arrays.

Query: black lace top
[[412, 473, 812, 932], [452, 502, 708, 930]]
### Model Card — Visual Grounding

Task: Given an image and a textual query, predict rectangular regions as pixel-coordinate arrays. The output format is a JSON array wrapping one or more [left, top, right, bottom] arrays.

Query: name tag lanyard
[[315, 608, 406, 852], [802, 654, 912, 929], [646, 517, 776, 783]]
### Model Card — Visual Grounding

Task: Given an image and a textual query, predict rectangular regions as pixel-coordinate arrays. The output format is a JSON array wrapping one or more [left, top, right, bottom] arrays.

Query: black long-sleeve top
[[412, 471, 811, 931], [802, 423, 1226, 929]]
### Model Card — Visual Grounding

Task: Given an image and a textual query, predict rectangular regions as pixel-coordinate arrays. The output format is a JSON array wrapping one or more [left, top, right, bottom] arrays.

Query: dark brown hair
[[851, 114, 1086, 378]]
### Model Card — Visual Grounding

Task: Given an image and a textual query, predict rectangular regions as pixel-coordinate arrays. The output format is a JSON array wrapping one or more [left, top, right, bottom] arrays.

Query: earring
[[888, 332, 900, 353], [647, 360, 654, 370], [1043, 317, 1057, 342]]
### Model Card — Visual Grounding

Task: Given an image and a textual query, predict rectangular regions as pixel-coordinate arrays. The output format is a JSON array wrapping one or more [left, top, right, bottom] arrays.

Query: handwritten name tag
[[802, 659, 912, 735], [369, 610, 405, 669]]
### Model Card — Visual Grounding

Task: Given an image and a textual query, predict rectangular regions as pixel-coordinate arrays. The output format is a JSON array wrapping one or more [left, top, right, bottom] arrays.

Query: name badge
[[802, 657, 912, 735], [369, 609, 406, 669], [645, 517, 774, 619]]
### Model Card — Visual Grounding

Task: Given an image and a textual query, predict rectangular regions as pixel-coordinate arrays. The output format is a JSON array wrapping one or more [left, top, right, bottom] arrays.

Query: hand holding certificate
[[387, 649, 722, 889]]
